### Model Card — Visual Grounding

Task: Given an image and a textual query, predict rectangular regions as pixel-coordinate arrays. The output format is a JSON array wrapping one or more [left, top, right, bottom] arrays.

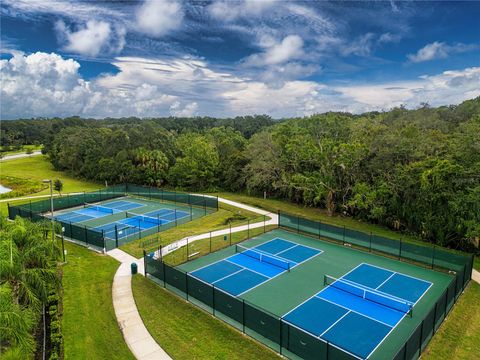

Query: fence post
[[162, 262, 166, 287], [190, 205, 193, 221], [209, 232, 212, 253], [143, 250, 147, 276], [102, 230, 106, 253], [175, 210, 178, 226], [318, 220, 321, 239], [343, 226, 346, 245], [248, 220, 250, 239], [229, 223, 232, 246], [296, 216, 300, 233], [158, 244, 163, 262], [431, 245, 436, 269], [186, 238, 189, 260], [369, 232, 372, 252], [115, 225, 119, 248], [84, 226, 88, 246], [242, 299, 245, 333], [399, 238, 402, 260], [264, 215, 266, 233]]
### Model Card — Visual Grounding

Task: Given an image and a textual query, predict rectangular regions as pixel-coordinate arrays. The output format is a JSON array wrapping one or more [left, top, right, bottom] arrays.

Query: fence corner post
[[143, 250, 147, 276]]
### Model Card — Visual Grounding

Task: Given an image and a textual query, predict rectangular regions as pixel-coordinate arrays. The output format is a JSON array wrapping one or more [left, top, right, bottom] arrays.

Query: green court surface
[[178, 228, 452, 360]]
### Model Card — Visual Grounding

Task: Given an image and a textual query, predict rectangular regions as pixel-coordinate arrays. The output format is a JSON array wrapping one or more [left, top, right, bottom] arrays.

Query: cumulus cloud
[[1, 52, 479, 119], [407, 41, 479, 63], [244, 35, 304, 67], [135, 0, 183, 37], [55, 20, 124, 57]]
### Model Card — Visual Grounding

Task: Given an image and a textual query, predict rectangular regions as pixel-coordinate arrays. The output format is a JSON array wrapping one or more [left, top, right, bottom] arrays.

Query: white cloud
[[55, 20, 120, 57], [208, 0, 277, 22], [244, 35, 304, 67], [1, 52, 478, 119], [407, 41, 479, 63], [136, 0, 183, 37]]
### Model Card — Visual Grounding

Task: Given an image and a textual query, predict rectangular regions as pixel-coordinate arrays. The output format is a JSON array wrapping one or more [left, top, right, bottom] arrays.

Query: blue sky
[[1, 0, 479, 119]]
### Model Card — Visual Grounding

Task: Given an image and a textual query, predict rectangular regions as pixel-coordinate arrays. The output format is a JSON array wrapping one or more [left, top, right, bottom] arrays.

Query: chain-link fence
[[278, 211, 474, 360], [144, 256, 359, 360]]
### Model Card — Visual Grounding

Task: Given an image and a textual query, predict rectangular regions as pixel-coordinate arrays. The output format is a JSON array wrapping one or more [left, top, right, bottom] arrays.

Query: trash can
[[131, 262, 138, 275]]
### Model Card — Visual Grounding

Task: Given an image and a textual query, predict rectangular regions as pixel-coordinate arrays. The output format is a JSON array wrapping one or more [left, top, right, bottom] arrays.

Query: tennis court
[[173, 228, 454, 360], [282, 263, 432, 359], [191, 238, 322, 296]]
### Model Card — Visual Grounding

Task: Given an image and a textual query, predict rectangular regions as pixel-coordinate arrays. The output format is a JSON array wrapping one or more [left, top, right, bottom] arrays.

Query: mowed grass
[[0, 144, 42, 156], [62, 242, 134, 360], [120, 202, 267, 258], [0, 155, 100, 215], [132, 275, 280, 360], [423, 281, 480, 360]]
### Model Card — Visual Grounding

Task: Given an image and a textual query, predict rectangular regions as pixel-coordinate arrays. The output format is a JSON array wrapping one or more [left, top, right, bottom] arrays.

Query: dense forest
[[2, 99, 479, 251]]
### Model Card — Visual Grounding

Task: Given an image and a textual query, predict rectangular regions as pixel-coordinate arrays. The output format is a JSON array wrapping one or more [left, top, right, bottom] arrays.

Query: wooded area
[[2, 98, 479, 251]]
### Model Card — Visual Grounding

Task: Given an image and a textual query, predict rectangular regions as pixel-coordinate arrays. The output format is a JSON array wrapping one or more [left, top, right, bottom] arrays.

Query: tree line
[[3, 99, 480, 251]]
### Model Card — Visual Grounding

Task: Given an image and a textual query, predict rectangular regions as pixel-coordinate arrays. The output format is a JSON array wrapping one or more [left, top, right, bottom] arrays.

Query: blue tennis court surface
[[96, 209, 190, 239], [282, 263, 432, 359], [54, 199, 145, 223], [190, 238, 322, 296]]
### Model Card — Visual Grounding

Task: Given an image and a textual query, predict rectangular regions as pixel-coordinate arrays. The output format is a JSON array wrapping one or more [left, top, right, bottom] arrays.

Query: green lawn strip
[[422, 281, 480, 360], [164, 224, 277, 266], [132, 275, 280, 360], [0, 175, 48, 199], [120, 203, 268, 258], [62, 242, 134, 360]]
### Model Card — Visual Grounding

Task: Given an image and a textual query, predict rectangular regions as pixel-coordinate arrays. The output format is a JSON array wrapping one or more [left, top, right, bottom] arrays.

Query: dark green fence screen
[[144, 255, 360, 360], [8, 184, 218, 251], [278, 211, 474, 360]]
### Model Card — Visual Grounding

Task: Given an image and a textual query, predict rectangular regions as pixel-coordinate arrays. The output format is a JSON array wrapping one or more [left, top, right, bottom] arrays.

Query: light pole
[[42, 179, 55, 243]]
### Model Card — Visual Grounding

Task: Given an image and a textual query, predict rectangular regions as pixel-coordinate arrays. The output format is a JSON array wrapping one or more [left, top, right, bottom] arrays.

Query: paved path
[[472, 269, 480, 284], [108, 196, 276, 360], [0, 150, 42, 161], [0, 192, 84, 203]]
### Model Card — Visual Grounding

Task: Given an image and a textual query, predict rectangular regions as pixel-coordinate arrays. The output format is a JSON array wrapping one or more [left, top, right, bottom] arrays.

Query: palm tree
[[0, 218, 60, 309]]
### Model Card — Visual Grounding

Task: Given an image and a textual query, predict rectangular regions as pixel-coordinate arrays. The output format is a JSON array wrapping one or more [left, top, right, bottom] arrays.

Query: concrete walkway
[[0, 150, 42, 161], [108, 196, 276, 360], [472, 269, 480, 284]]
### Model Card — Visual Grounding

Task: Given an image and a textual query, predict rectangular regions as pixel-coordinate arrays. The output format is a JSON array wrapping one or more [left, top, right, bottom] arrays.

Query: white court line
[[315, 295, 393, 328], [364, 262, 433, 287], [281, 263, 364, 318], [236, 266, 288, 296], [271, 236, 325, 253], [319, 310, 351, 337], [273, 244, 299, 255], [375, 272, 396, 290], [212, 268, 246, 284], [224, 259, 271, 279]]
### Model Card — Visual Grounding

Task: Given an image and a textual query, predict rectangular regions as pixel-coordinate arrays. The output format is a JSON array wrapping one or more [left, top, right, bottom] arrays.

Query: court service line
[[315, 295, 393, 328], [319, 310, 351, 337], [375, 272, 396, 290], [281, 263, 364, 318], [211, 269, 247, 284], [273, 244, 299, 255], [363, 262, 433, 287], [224, 259, 272, 279]]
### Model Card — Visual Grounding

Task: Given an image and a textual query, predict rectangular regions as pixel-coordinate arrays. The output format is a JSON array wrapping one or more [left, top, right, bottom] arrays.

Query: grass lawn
[[0, 155, 100, 215], [120, 202, 267, 258], [423, 281, 480, 360], [62, 242, 134, 360], [132, 275, 280, 360]]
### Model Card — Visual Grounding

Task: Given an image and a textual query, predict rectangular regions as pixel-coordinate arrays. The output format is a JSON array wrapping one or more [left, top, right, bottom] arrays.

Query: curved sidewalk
[[109, 196, 276, 360]]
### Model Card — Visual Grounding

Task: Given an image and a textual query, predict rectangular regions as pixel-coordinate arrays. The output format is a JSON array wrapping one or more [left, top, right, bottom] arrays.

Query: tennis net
[[324, 274, 413, 316], [126, 212, 162, 225], [236, 244, 291, 271], [84, 202, 115, 214]]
